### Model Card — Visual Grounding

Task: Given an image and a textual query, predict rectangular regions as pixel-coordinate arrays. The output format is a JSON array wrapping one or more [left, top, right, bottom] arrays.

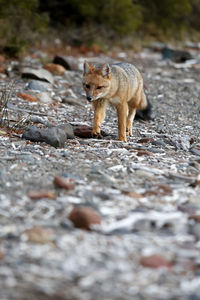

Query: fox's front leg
[[92, 100, 107, 138], [116, 102, 127, 142]]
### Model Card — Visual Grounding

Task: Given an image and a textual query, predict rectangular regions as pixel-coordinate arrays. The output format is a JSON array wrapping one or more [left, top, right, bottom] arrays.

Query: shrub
[[0, 0, 48, 56], [39, 0, 141, 43], [139, 0, 192, 39]]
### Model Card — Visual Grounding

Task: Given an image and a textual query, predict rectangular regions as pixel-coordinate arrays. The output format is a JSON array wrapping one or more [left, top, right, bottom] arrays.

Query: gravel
[[0, 47, 200, 300]]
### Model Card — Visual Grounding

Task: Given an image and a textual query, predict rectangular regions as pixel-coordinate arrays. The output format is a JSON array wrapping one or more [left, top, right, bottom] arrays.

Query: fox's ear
[[101, 63, 111, 78], [83, 60, 92, 75]]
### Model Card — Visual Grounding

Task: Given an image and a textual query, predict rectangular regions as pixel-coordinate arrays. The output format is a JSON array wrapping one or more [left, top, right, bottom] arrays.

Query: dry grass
[[0, 81, 32, 131]]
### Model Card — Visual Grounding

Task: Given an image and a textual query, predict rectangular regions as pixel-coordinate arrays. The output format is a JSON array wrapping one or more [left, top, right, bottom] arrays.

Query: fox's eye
[[85, 84, 90, 89], [97, 86, 103, 89]]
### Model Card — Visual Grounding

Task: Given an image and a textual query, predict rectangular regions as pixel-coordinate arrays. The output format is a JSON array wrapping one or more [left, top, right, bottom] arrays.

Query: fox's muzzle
[[87, 96, 92, 102]]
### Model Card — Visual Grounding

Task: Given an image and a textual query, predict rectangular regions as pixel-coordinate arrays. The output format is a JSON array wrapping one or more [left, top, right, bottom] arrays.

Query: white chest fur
[[108, 96, 121, 106]]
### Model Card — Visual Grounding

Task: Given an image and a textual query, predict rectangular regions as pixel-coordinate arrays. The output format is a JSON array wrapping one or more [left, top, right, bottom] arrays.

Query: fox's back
[[110, 62, 141, 88], [109, 62, 142, 98], [111, 62, 139, 74]]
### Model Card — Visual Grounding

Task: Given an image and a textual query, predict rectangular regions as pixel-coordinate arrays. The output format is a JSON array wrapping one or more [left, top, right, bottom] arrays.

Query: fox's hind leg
[[116, 102, 127, 142], [126, 105, 136, 137]]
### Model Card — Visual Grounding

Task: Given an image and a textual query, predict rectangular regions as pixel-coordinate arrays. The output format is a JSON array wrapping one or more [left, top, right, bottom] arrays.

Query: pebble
[[148, 147, 165, 153], [68, 205, 101, 230], [53, 175, 75, 190], [140, 254, 173, 269], [27, 190, 55, 200], [23, 226, 55, 244], [151, 139, 166, 147]]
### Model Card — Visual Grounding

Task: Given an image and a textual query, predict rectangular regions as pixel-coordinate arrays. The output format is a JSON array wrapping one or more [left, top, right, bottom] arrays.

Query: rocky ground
[[0, 45, 200, 300]]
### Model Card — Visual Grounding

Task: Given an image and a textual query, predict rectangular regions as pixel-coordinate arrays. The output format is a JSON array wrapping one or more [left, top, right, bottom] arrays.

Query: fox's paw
[[126, 128, 132, 137], [91, 131, 103, 139], [118, 135, 127, 142]]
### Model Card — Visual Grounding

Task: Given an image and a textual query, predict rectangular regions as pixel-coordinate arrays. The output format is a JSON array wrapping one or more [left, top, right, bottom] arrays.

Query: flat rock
[[73, 125, 107, 138], [73, 125, 93, 138], [21, 67, 54, 84]]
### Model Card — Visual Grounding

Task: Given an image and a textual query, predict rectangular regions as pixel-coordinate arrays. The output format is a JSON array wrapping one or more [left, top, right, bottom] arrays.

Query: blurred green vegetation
[[0, 0, 200, 56], [0, 0, 48, 56]]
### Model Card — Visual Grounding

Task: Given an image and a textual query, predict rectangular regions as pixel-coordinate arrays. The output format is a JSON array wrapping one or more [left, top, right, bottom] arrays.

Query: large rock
[[21, 68, 54, 84], [53, 55, 79, 70], [59, 123, 74, 139], [25, 80, 51, 92], [22, 125, 67, 147], [162, 47, 192, 63]]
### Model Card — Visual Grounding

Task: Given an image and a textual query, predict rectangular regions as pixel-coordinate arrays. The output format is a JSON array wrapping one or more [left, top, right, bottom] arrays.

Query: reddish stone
[[68, 206, 101, 230], [74, 125, 93, 138], [137, 137, 154, 143], [27, 190, 55, 200], [137, 149, 152, 156], [140, 254, 173, 269], [17, 92, 38, 103], [44, 63, 66, 75], [53, 175, 75, 190]]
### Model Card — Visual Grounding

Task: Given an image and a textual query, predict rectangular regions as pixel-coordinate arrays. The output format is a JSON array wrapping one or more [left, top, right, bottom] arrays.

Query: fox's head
[[82, 61, 111, 102]]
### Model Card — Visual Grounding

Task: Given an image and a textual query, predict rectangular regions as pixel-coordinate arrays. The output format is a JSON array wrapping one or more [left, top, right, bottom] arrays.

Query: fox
[[82, 61, 152, 142]]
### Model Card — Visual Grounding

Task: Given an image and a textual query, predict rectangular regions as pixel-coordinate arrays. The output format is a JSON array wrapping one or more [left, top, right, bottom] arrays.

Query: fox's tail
[[136, 92, 153, 120]]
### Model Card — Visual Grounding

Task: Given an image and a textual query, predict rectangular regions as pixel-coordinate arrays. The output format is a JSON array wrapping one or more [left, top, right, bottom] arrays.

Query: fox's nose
[[87, 96, 92, 102]]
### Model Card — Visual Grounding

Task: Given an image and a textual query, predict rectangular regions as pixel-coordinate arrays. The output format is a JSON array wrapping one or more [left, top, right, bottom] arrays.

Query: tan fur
[[83, 61, 148, 142]]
